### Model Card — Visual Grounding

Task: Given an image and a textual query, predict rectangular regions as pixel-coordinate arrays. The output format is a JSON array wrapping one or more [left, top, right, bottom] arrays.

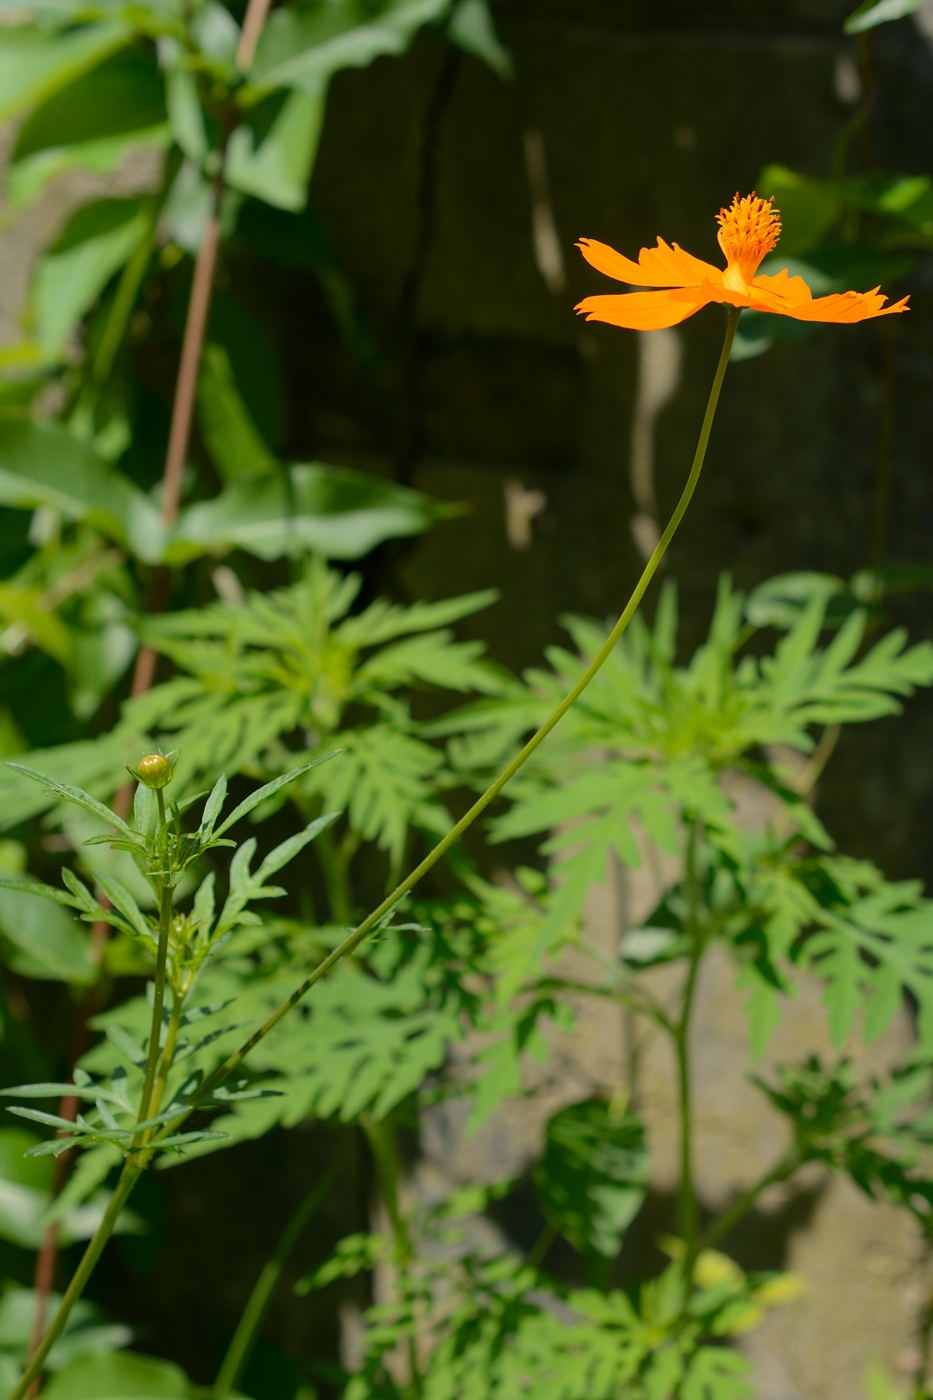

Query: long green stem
[[13, 308, 739, 1393], [11, 1160, 142, 1398], [676, 952, 701, 1266], [212, 1168, 335, 1397], [697, 1149, 800, 1255], [181, 307, 741, 1114], [365, 1119, 420, 1398], [92, 208, 157, 385], [678, 819, 703, 1271], [145, 992, 184, 1142], [316, 824, 354, 926], [135, 880, 173, 1137]]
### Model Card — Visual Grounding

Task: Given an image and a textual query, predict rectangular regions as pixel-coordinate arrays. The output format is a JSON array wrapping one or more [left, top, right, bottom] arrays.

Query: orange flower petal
[[576, 288, 709, 330], [749, 284, 909, 323], [750, 268, 813, 306], [577, 237, 721, 289]]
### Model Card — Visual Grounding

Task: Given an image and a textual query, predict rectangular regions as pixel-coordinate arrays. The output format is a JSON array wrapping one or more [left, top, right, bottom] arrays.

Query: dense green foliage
[[0, 0, 929, 1398]]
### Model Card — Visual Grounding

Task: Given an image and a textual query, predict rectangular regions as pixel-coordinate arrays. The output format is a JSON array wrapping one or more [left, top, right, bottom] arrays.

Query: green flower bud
[[135, 753, 172, 789]]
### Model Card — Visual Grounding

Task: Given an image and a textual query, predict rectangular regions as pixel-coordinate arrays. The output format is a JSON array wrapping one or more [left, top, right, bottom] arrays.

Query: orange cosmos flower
[[576, 192, 909, 331]]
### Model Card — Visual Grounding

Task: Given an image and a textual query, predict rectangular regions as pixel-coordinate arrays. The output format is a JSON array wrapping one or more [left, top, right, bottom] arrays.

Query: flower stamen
[[717, 192, 781, 291]]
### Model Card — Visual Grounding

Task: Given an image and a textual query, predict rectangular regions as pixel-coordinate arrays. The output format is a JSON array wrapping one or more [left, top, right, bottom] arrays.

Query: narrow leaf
[[4, 764, 136, 839], [213, 754, 340, 836]]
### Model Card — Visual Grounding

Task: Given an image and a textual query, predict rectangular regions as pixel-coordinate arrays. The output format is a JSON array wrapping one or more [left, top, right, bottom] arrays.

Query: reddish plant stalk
[[26, 100, 229, 1400], [25, 0, 274, 1378]]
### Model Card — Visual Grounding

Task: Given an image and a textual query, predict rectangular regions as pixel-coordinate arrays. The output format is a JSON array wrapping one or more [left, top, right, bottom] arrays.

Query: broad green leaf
[[0, 421, 165, 564], [14, 43, 166, 159], [0, 23, 129, 122], [8, 126, 170, 210], [166, 67, 207, 164], [0, 1288, 131, 1376], [225, 89, 324, 211], [9, 44, 168, 207], [758, 166, 840, 258], [0, 1127, 52, 1248], [197, 343, 277, 482], [42, 1349, 192, 1398], [534, 1100, 648, 1258], [0, 582, 73, 665], [0, 1130, 139, 1249], [245, 0, 452, 98], [845, 0, 925, 32], [33, 199, 150, 359], [162, 159, 215, 256], [170, 462, 450, 562], [0, 880, 95, 983]]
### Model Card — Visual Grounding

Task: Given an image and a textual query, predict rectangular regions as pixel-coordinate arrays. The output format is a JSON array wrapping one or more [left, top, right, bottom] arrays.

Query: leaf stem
[[212, 1168, 335, 1397]]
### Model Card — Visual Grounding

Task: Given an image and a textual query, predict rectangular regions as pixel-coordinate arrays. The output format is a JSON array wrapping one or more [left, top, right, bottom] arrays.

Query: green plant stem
[[212, 1168, 335, 1397], [145, 992, 184, 1140], [365, 1118, 411, 1261], [678, 819, 703, 1271], [676, 949, 702, 1268], [92, 208, 157, 385], [316, 823, 354, 926], [13, 307, 739, 1388], [136, 879, 173, 1137], [10, 1159, 142, 1400], [526, 1220, 558, 1270], [540, 977, 674, 1034], [177, 306, 741, 1117], [364, 1118, 420, 1398], [697, 1149, 801, 1255]]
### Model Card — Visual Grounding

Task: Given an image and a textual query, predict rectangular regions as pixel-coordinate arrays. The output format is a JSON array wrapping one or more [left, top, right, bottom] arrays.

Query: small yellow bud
[[136, 753, 172, 789]]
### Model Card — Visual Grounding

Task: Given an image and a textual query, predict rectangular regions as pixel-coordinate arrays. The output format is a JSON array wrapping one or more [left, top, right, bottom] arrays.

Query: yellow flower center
[[716, 192, 781, 291]]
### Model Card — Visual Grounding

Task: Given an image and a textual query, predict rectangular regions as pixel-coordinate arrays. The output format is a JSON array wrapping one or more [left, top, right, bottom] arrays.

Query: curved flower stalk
[[577, 191, 910, 330], [4, 194, 907, 1400]]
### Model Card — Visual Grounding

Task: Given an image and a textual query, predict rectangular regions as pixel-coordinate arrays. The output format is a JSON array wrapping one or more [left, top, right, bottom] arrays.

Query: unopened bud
[[136, 753, 172, 789]]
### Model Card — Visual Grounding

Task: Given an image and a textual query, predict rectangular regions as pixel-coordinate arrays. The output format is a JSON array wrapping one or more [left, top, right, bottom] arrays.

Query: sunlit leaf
[[534, 1100, 648, 1258]]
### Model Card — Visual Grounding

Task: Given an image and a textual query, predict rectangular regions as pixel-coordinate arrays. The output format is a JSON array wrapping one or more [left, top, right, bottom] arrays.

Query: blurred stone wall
[[303, 3, 933, 1395]]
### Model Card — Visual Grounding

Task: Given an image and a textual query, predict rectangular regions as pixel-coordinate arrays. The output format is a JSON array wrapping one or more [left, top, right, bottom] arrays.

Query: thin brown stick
[[26, 4, 273, 1379], [129, 212, 221, 698], [236, 0, 272, 71], [26, 123, 223, 1400], [161, 215, 221, 529]]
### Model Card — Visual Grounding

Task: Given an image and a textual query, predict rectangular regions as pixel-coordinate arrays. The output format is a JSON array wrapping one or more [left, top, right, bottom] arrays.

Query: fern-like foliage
[[302, 1193, 796, 1400], [0, 558, 504, 885], [81, 916, 482, 1160], [432, 577, 933, 1059]]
